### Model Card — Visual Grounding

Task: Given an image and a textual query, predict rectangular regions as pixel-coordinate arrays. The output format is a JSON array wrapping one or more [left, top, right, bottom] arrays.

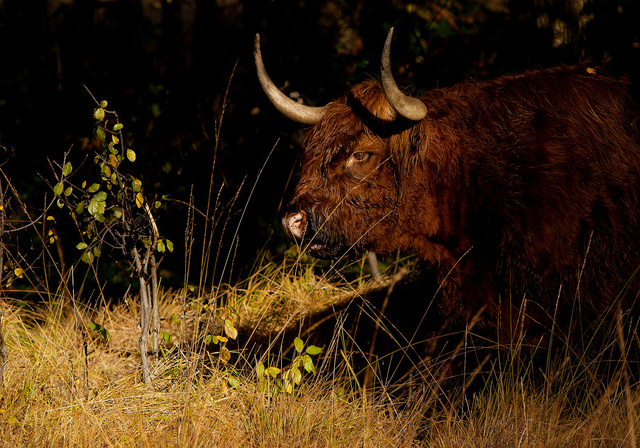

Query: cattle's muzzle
[[282, 209, 345, 259], [282, 210, 307, 241]]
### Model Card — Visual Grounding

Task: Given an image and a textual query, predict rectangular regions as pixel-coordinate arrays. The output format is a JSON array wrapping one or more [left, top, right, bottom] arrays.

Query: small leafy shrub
[[257, 336, 323, 395], [51, 92, 173, 384]]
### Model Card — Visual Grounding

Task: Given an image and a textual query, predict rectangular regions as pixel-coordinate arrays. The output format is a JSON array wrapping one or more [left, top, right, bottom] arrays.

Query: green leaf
[[96, 128, 106, 141], [126, 149, 136, 162], [283, 367, 301, 394], [157, 240, 165, 253], [301, 354, 316, 374], [265, 367, 281, 378], [166, 239, 174, 252], [161, 331, 171, 343], [64, 186, 73, 197], [212, 335, 228, 344], [99, 100, 108, 108], [113, 123, 123, 131], [75, 201, 85, 214], [224, 319, 238, 340], [306, 345, 322, 355], [256, 362, 265, 378], [294, 337, 304, 354], [87, 183, 100, 193], [88, 194, 106, 217], [53, 182, 63, 197], [204, 334, 212, 345], [291, 366, 302, 385], [62, 162, 73, 177], [88, 322, 110, 343], [92, 246, 101, 258], [76, 242, 88, 250], [94, 191, 108, 202], [81, 251, 94, 264], [227, 376, 240, 388], [284, 381, 294, 394], [132, 179, 142, 192], [93, 107, 105, 120], [220, 346, 231, 362]]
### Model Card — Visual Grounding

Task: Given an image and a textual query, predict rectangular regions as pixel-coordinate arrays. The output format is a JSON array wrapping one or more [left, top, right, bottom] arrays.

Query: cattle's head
[[255, 29, 428, 259]]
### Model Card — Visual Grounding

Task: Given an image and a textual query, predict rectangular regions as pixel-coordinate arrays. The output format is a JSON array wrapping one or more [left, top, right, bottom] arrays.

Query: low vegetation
[[1, 258, 639, 447]]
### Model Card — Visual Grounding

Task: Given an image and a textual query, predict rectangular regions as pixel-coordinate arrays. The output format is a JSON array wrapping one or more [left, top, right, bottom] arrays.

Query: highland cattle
[[255, 29, 640, 341]]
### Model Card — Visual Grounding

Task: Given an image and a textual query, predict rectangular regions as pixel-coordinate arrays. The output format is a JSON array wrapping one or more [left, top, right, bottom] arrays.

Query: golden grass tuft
[[1, 260, 639, 447]]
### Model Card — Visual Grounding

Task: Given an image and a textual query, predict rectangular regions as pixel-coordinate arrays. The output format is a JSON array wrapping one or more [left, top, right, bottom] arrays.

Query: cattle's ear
[[388, 128, 424, 182]]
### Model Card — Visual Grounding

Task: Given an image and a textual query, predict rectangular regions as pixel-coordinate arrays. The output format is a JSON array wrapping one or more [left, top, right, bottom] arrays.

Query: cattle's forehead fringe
[[302, 80, 422, 170]]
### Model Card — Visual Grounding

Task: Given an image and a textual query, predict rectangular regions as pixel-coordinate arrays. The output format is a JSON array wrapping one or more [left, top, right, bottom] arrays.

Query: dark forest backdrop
[[1, 0, 639, 297]]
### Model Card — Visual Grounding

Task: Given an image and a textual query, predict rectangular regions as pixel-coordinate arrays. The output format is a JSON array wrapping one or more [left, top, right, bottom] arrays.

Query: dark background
[[1, 0, 639, 296]]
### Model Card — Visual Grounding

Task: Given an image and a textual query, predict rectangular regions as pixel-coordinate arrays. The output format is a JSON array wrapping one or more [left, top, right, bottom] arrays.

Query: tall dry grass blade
[[0, 178, 6, 387], [615, 306, 638, 448], [0, 312, 6, 386], [217, 139, 278, 291], [198, 63, 237, 290], [364, 259, 404, 389]]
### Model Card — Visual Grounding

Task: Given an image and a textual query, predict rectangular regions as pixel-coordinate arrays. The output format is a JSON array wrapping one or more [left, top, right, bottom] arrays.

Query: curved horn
[[380, 28, 428, 122], [254, 34, 325, 125]]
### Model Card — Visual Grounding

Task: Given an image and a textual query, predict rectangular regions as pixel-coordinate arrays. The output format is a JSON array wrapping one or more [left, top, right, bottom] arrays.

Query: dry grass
[[1, 261, 639, 447]]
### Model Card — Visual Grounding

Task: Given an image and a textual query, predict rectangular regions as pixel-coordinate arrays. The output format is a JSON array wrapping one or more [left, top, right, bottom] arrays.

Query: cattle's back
[[415, 65, 640, 338]]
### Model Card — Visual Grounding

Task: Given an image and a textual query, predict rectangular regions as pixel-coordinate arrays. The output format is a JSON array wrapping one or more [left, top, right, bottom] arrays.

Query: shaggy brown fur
[[283, 64, 640, 342]]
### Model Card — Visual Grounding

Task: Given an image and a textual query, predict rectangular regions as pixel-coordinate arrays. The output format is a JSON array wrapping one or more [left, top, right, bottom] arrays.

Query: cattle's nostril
[[282, 210, 307, 240]]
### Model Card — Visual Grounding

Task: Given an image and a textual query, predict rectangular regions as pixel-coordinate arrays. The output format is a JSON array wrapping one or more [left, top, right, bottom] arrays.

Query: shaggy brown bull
[[255, 29, 640, 339]]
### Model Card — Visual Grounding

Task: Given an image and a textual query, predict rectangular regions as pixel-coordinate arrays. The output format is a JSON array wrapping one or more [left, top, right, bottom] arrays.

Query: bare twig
[[132, 245, 152, 385], [151, 253, 159, 360]]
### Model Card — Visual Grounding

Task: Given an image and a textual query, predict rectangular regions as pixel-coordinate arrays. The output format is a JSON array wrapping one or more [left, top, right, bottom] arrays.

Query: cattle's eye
[[350, 152, 370, 164]]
